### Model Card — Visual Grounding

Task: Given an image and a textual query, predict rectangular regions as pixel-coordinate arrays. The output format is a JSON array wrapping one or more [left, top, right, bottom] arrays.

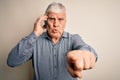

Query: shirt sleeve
[[7, 32, 38, 67], [72, 34, 98, 61]]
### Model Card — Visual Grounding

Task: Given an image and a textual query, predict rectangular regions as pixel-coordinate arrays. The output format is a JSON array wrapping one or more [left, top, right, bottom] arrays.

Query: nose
[[53, 19, 59, 27]]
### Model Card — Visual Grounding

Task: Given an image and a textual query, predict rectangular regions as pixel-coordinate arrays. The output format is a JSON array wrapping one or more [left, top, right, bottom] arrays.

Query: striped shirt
[[7, 31, 98, 80]]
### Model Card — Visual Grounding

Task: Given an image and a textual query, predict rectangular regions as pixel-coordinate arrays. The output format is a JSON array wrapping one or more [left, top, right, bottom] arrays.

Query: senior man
[[7, 2, 98, 80]]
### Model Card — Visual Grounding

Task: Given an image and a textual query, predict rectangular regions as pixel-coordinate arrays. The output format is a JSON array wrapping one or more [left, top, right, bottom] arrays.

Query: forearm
[[72, 34, 98, 61], [7, 32, 38, 67]]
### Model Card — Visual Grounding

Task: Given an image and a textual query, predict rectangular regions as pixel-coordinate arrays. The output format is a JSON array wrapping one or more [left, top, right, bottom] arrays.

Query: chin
[[51, 34, 61, 38]]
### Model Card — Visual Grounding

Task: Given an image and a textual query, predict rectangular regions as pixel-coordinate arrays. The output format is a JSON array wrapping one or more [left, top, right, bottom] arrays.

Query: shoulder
[[64, 32, 81, 39], [65, 32, 82, 42], [69, 33, 82, 41]]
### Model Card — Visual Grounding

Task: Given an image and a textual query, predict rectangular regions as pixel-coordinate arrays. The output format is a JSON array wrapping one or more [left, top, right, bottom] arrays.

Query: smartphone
[[41, 20, 48, 28], [43, 21, 48, 28]]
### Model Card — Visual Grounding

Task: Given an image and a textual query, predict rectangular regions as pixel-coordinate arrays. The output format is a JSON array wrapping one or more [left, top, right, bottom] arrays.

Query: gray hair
[[45, 2, 66, 14]]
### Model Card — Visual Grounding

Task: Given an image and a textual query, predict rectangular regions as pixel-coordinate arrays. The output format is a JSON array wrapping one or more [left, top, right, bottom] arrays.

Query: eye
[[58, 18, 64, 21], [48, 17, 55, 21]]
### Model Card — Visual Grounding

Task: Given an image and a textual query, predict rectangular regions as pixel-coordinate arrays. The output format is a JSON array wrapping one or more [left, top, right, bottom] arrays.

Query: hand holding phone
[[33, 15, 48, 36]]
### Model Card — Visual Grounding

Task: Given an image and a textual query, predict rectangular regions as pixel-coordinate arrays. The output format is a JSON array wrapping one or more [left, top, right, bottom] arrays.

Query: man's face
[[46, 11, 66, 38]]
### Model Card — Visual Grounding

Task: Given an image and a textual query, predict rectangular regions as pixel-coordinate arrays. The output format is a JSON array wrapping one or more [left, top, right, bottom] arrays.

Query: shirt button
[[54, 77, 57, 80], [33, 37, 36, 39], [54, 65, 56, 68]]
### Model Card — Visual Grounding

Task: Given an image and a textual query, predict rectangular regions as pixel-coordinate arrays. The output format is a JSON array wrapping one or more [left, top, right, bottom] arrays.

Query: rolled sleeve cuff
[[27, 32, 38, 44]]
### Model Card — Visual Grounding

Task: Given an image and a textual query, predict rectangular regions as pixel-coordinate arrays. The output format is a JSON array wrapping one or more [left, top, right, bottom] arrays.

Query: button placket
[[53, 46, 57, 80]]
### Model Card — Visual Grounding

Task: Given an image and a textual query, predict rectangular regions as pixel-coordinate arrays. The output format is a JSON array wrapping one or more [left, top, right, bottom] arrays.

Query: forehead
[[47, 11, 66, 18]]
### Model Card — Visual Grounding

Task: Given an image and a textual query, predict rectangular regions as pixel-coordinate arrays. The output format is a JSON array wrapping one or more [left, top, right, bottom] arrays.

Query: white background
[[0, 0, 120, 80]]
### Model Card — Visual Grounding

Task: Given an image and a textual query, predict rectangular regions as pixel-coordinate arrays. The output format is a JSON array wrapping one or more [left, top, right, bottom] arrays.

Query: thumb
[[74, 70, 82, 79]]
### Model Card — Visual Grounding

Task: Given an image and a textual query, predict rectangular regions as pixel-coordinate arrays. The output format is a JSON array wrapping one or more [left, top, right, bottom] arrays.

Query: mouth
[[52, 29, 58, 33]]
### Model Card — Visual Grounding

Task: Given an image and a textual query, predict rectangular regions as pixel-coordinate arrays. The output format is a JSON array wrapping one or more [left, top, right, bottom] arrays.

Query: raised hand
[[33, 15, 48, 36]]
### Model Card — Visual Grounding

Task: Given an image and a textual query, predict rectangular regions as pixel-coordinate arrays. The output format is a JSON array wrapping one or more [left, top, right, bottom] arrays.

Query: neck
[[52, 37, 60, 44]]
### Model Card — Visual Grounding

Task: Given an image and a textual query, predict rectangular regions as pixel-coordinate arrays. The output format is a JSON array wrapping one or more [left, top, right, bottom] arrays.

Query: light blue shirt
[[7, 31, 98, 80]]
